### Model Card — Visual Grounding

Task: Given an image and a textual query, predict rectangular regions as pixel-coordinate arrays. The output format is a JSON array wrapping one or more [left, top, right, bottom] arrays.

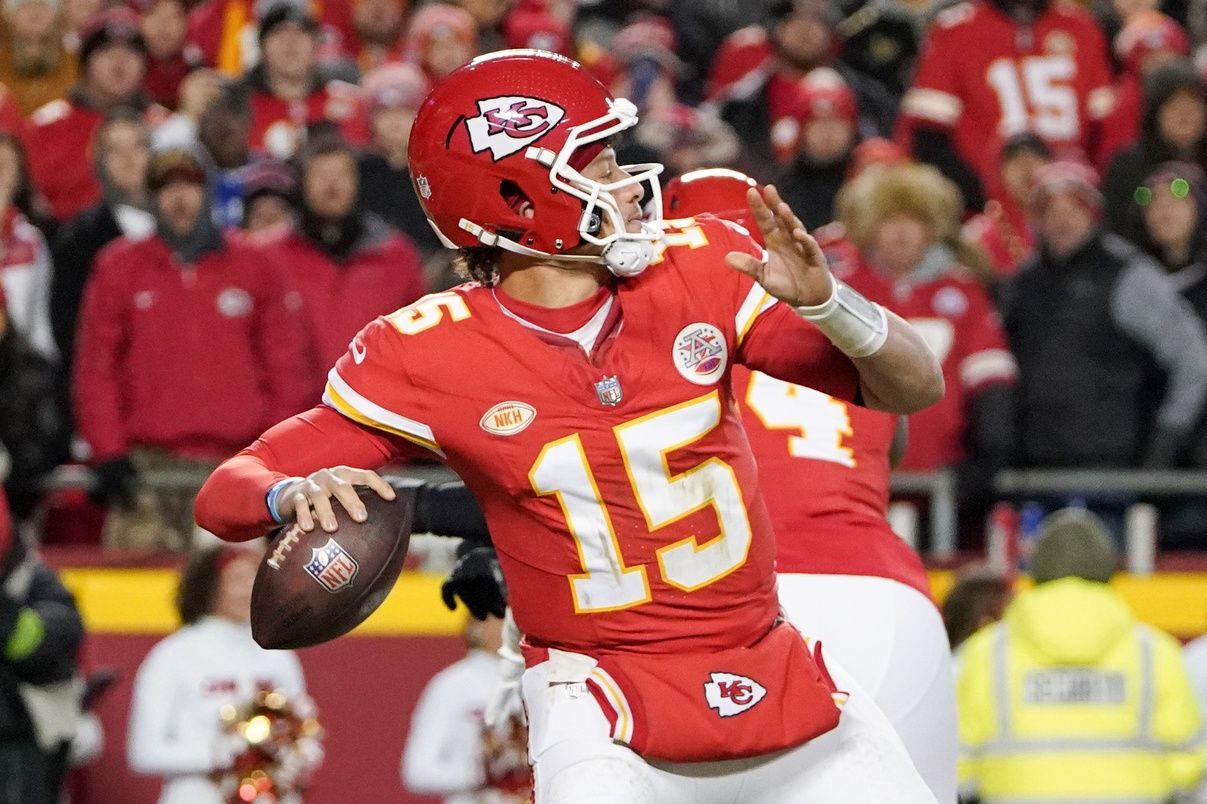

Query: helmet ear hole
[[501, 179, 535, 219]]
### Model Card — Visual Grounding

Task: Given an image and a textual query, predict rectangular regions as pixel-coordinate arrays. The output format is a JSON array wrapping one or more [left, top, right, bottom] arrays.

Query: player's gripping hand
[[724, 185, 833, 308], [276, 467, 397, 533], [441, 545, 507, 620]]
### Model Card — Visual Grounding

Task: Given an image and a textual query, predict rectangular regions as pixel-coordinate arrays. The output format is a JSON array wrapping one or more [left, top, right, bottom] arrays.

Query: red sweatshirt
[[73, 233, 313, 462]]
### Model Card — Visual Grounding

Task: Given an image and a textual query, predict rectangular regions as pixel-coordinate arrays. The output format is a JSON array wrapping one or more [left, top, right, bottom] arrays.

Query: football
[[250, 483, 417, 649]]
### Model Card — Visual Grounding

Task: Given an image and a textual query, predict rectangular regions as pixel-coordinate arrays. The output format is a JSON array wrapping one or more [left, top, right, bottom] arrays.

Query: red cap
[[407, 3, 477, 59], [848, 137, 908, 180], [79, 7, 145, 64], [611, 16, 681, 73], [1031, 159, 1103, 214], [771, 69, 856, 162]]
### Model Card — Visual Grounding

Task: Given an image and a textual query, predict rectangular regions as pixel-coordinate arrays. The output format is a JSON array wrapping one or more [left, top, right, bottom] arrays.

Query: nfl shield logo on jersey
[[594, 375, 623, 406], [704, 672, 767, 717], [304, 538, 359, 593]]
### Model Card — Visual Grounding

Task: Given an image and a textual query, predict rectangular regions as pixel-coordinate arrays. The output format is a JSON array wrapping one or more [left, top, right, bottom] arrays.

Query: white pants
[[521, 648, 936, 803], [777, 573, 958, 804]]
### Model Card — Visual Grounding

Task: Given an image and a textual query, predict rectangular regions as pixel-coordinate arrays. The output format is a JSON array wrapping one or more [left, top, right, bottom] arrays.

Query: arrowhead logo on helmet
[[466, 96, 566, 161]]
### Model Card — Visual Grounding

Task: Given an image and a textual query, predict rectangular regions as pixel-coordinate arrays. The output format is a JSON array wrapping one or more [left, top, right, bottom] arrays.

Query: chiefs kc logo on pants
[[704, 672, 768, 717]]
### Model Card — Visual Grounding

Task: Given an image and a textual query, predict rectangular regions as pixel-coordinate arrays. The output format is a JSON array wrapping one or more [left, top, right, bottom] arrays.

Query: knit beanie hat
[[1031, 508, 1117, 584]]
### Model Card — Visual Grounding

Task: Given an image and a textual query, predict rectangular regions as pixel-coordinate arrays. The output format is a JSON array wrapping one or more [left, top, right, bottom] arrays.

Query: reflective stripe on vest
[[983, 623, 1164, 754]]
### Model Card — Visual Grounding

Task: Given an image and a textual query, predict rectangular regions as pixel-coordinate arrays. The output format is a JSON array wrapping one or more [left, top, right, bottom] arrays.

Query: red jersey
[[900, 1, 1113, 195], [734, 368, 931, 599], [840, 259, 1017, 471], [321, 217, 860, 655]]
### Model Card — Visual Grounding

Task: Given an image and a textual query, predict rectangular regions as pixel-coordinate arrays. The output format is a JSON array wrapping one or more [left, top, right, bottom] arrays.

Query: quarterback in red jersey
[[667, 169, 957, 802], [196, 51, 943, 802], [899, 0, 1113, 210]]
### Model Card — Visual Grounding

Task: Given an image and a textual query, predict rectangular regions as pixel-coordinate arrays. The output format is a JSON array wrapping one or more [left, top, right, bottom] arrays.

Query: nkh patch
[[304, 538, 359, 592], [704, 672, 767, 717], [465, 96, 566, 161], [673, 323, 728, 385], [594, 375, 623, 406]]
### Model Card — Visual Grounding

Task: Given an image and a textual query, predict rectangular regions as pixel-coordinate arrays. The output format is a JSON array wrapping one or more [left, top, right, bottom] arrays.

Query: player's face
[[871, 213, 931, 276], [801, 116, 854, 164], [1039, 191, 1095, 258], [303, 151, 359, 219], [1159, 90, 1207, 152], [1001, 151, 1047, 206], [100, 119, 150, 199], [86, 44, 146, 103], [1143, 183, 1198, 254], [262, 23, 317, 82], [579, 147, 645, 236], [155, 180, 206, 236]]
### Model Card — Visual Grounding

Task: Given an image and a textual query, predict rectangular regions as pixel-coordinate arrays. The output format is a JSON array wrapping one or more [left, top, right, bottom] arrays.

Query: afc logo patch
[[465, 96, 566, 161], [673, 323, 728, 385], [304, 538, 359, 593], [704, 672, 767, 717]]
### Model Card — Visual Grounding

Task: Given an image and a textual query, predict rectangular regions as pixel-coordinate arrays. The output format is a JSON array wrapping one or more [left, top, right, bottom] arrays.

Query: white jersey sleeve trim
[[959, 348, 1018, 390], [735, 283, 778, 347], [901, 88, 963, 126], [323, 367, 444, 456]]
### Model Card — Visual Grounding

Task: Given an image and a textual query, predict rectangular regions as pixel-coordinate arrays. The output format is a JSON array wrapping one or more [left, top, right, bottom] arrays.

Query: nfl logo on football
[[594, 375, 623, 406], [304, 538, 359, 593]]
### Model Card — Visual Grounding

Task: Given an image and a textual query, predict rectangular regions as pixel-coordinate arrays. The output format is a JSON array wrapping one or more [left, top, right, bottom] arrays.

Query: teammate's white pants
[[777, 573, 958, 804], [521, 648, 936, 803]]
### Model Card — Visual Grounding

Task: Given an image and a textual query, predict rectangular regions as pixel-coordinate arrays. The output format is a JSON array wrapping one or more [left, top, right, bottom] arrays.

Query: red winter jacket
[[241, 68, 369, 159], [72, 233, 312, 462], [261, 215, 426, 390]]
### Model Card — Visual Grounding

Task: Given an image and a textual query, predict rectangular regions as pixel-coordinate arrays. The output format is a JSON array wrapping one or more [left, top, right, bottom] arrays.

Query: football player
[[898, 0, 1113, 211], [664, 168, 958, 802], [196, 51, 943, 802]]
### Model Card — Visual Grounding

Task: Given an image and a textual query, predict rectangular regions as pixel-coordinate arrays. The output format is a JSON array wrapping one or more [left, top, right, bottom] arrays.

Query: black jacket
[[0, 328, 69, 517], [0, 546, 83, 744], [49, 201, 122, 372], [1002, 232, 1207, 467]]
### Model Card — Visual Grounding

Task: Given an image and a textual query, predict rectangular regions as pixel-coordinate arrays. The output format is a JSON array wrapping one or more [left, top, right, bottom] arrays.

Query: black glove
[[90, 456, 140, 509], [441, 545, 506, 621]]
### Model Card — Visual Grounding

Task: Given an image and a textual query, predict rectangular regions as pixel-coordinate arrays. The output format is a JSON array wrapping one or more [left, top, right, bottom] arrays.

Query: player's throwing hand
[[725, 185, 834, 308]]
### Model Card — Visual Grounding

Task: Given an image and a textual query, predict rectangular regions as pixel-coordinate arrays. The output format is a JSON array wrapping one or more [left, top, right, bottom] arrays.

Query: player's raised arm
[[726, 185, 944, 414]]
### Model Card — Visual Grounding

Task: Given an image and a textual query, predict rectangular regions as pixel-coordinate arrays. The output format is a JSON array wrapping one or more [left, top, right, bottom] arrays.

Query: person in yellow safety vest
[[956, 508, 1205, 804]]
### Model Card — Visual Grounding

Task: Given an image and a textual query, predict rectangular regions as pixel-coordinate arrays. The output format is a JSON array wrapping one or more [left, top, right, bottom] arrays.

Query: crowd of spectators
[[0, 0, 1205, 550]]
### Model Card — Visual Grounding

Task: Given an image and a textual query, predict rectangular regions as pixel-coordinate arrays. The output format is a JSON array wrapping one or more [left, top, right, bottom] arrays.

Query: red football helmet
[[663, 168, 763, 245], [407, 49, 665, 277]]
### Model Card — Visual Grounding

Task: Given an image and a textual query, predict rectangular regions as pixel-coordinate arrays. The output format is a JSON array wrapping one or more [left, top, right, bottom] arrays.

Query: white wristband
[[795, 274, 889, 358]]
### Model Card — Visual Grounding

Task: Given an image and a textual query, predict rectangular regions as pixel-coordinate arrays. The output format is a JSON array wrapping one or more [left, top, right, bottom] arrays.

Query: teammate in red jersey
[[667, 169, 958, 802], [899, 0, 1113, 211], [196, 51, 943, 802]]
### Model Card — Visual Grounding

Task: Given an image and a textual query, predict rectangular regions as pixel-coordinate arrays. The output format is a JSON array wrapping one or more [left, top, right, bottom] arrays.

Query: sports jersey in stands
[[900, 0, 1112, 195], [321, 217, 859, 656], [840, 259, 1017, 472], [734, 368, 930, 599]]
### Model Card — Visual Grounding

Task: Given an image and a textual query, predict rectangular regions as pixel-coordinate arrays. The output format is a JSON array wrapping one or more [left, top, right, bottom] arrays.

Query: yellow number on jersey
[[385, 291, 472, 336], [529, 392, 751, 612], [744, 373, 856, 467]]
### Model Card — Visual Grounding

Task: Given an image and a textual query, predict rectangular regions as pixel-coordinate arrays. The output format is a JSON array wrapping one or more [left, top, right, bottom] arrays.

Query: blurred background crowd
[[1, 0, 1207, 554], [0, 0, 1207, 800]]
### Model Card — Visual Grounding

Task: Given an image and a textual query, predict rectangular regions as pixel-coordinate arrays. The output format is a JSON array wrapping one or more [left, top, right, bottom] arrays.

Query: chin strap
[[460, 216, 657, 277]]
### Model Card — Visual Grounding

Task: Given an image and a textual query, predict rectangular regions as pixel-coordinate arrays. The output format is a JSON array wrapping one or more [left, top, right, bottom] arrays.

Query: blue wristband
[[266, 477, 302, 525]]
